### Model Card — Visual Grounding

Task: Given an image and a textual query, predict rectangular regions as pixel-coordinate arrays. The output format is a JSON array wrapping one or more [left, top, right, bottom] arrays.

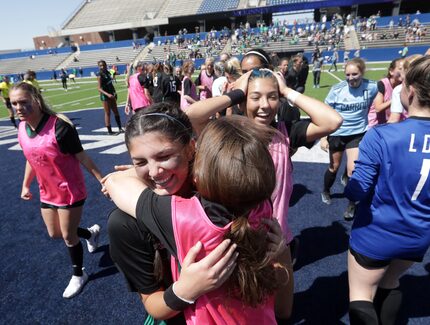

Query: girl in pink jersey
[[368, 58, 404, 127], [105, 114, 292, 324], [11, 82, 103, 299], [125, 61, 152, 114], [186, 68, 343, 320], [196, 57, 215, 100]]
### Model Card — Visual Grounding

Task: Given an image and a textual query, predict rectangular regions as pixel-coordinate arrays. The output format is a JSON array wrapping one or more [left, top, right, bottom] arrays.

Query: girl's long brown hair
[[194, 115, 282, 306]]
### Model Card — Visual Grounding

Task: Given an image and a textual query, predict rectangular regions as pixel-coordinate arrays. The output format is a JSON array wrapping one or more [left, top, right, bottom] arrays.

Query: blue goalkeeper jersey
[[325, 79, 378, 136], [345, 117, 430, 260]]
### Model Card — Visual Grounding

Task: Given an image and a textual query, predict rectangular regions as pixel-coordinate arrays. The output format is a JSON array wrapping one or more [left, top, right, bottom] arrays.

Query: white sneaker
[[321, 191, 332, 205], [86, 224, 100, 253], [63, 270, 88, 299]]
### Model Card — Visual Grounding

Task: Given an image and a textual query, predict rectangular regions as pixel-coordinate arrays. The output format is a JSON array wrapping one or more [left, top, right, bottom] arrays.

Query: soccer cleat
[[86, 224, 100, 253], [63, 270, 88, 299], [344, 203, 356, 221], [341, 174, 349, 187], [321, 191, 331, 205]]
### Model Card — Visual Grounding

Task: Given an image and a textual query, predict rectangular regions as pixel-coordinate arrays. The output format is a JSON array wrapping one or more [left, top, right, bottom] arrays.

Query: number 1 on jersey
[[412, 159, 430, 201]]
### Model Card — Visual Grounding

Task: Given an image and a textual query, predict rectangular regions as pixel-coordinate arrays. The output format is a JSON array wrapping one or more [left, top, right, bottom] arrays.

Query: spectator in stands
[[125, 61, 152, 115], [368, 58, 404, 127], [60, 69, 68, 91], [97, 60, 123, 135], [180, 61, 198, 110], [195, 57, 215, 100], [0, 76, 18, 128], [346, 55, 430, 325], [321, 58, 378, 220]]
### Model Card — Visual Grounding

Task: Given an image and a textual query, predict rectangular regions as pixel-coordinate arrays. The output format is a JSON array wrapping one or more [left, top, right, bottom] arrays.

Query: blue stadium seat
[[197, 0, 239, 14]]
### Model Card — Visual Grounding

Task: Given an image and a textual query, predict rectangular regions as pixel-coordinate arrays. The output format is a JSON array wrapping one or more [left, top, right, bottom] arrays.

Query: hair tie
[[248, 200, 273, 230]]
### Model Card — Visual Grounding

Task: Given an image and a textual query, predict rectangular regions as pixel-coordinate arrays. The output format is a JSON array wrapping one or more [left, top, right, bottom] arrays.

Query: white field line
[[326, 71, 343, 82]]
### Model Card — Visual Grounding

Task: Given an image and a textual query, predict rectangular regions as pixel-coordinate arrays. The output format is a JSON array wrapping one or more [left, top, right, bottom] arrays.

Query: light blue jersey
[[325, 79, 378, 136], [345, 117, 430, 260]]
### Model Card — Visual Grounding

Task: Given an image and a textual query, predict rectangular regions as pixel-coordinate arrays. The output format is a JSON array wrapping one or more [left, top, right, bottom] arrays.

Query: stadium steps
[[344, 29, 360, 51], [133, 44, 154, 65], [56, 50, 81, 70]]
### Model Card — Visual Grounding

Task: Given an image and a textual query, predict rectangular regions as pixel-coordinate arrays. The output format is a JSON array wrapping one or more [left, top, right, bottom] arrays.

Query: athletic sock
[[77, 227, 91, 240], [323, 169, 337, 192], [67, 242, 84, 276], [114, 115, 122, 129], [374, 287, 402, 325], [10, 116, 17, 128], [106, 125, 114, 134], [349, 300, 378, 325]]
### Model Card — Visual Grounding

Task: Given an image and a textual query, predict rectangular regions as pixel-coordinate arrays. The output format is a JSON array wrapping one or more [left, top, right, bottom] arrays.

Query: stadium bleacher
[[66, 46, 145, 69], [0, 53, 70, 75], [63, 0, 164, 29], [197, 0, 240, 14]]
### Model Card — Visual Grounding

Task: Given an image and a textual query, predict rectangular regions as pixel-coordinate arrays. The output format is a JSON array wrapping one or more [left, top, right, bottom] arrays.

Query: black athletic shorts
[[40, 198, 86, 209], [328, 132, 366, 152], [100, 93, 117, 102], [4, 98, 12, 109], [349, 247, 422, 269]]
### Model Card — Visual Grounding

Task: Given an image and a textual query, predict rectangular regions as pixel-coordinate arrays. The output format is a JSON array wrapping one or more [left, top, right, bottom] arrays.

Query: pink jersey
[[128, 72, 151, 111], [198, 71, 214, 100], [269, 122, 293, 243], [18, 116, 86, 206], [180, 76, 198, 110], [368, 78, 394, 127], [170, 196, 276, 325]]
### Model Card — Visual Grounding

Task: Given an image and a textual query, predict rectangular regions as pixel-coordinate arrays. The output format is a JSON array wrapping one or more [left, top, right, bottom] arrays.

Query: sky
[[1, 0, 83, 51]]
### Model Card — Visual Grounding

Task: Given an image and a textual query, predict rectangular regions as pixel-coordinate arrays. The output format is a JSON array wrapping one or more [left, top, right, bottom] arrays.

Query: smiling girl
[[11, 82, 103, 299]]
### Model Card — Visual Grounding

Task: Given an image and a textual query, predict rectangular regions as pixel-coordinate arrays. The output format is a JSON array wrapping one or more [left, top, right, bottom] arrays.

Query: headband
[[243, 51, 270, 64], [142, 113, 188, 130]]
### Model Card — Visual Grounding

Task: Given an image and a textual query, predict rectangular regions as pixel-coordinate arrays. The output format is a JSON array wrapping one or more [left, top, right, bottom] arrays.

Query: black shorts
[[349, 247, 422, 269], [328, 132, 365, 152], [100, 93, 117, 102], [40, 198, 85, 209], [4, 98, 12, 109]]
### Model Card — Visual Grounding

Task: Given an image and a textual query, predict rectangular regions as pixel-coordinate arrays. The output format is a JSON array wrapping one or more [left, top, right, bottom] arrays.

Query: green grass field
[[0, 62, 391, 119]]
